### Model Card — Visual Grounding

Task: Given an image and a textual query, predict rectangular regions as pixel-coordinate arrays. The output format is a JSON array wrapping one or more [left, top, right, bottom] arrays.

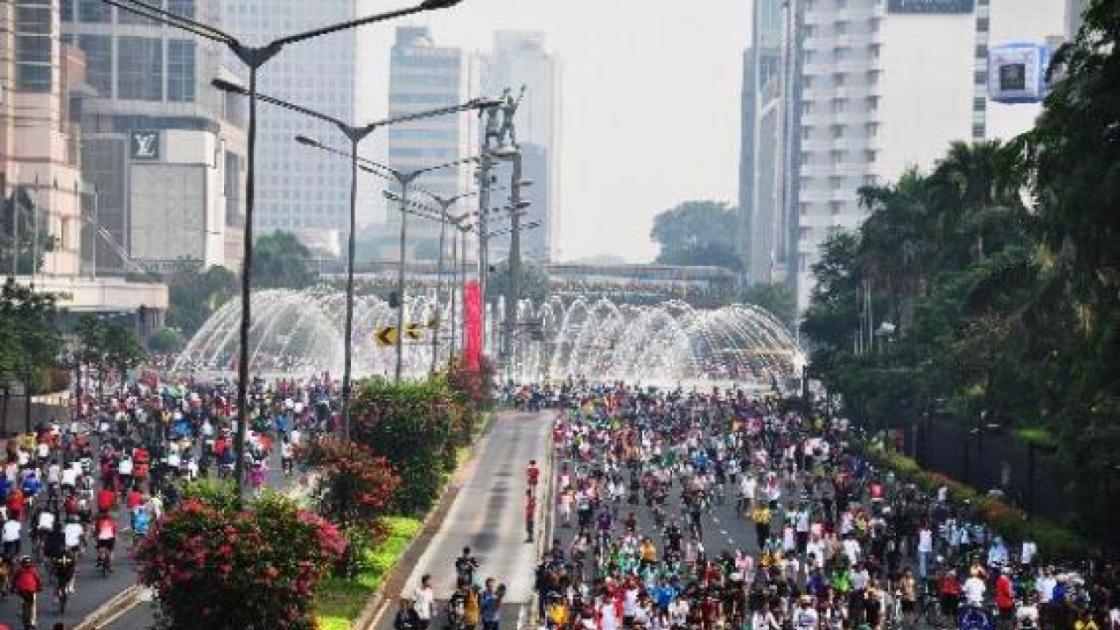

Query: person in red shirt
[[126, 488, 144, 512], [995, 567, 1015, 622], [939, 569, 963, 619], [10, 556, 41, 628], [526, 460, 540, 492], [6, 488, 24, 522], [524, 489, 536, 543], [97, 487, 116, 514]]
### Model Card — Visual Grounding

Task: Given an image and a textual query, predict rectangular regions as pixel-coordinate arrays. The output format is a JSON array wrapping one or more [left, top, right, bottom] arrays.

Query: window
[[863, 175, 879, 186], [868, 70, 881, 85], [831, 124, 845, 139], [78, 0, 110, 22], [801, 101, 814, 115], [834, 47, 849, 61], [804, 25, 815, 38], [117, 37, 163, 101], [974, 70, 988, 85], [973, 97, 987, 112], [800, 152, 812, 164], [865, 150, 877, 163], [830, 150, 847, 164], [801, 127, 813, 140], [977, 17, 989, 32], [118, 0, 161, 25], [167, 39, 195, 102], [972, 123, 986, 139], [800, 203, 812, 216], [804, 76, 814, 88], [976, 44, 988, 59], [834, 73, 846, 87], [831, 98, 847, 113], [16, 0, 52, 92], [869, 43, 881, 60], [830, 201, 844, 215], [866, 96, 880, 112], [61, 0, 73, 21], [78, 35, 112, 97], [866, 122, 880, 137], [834, 21, 848, 35], [829, 176, 843, 190], [167, 0, 194, 18]]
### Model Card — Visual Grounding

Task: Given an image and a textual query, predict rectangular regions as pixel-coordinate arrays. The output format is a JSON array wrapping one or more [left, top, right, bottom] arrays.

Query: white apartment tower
[[790, 0, 1078, 312], [219, 0, 356, 242]]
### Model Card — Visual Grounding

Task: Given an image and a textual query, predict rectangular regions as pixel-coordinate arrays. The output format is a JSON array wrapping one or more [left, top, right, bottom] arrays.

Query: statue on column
[[498, 85, 526, 150]]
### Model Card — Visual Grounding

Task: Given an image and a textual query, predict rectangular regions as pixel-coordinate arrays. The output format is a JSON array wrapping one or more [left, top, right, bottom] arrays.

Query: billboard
[[989, 42, 1051, 104], [888, 0, 974, 13]]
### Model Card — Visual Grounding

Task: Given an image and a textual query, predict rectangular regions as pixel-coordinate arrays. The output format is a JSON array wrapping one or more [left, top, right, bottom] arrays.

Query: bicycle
[[18, 592, 36, 630], [95, 545, 113, 576]]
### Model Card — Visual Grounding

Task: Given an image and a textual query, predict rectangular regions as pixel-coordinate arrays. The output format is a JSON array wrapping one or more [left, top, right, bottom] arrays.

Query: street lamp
[[297, 136, 478, 381], [214, 83, 493, 443], [101, 0, 467, 496]]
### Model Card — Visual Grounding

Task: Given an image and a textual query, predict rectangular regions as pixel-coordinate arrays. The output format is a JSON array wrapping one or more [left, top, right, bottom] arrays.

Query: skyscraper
[[483, 31, 560, 263], [738, 0, 792, 288], [385, 26, 473, 261], [219, 0, 356, 241], [64, 0, 247, 272]]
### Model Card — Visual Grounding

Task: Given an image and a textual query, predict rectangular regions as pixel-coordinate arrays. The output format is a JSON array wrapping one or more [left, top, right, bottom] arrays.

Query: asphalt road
[[373, 410, 554, 630]]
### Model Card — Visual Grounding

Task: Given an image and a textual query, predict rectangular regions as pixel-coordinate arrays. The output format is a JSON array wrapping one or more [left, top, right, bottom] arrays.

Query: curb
[[355, 411, 497, 630], [72, 585, 145, 630], [524, 410, 558, 630]]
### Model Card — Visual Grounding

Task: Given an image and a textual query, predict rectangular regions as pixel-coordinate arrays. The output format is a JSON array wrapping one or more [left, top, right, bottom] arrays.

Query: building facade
[[385, 26, 474, 262], [738, 0, 792, 288], [63, 0, 246, 273], [482, 31, 561, 263], [1, 0, 84, 277], [219, 0, 355, 244], [785, 0, 1077, 313]]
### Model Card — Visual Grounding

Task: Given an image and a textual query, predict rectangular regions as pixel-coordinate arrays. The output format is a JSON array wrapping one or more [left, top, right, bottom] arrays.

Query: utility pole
[[504, 151, 524, 380], [476, 157, 493, 353]]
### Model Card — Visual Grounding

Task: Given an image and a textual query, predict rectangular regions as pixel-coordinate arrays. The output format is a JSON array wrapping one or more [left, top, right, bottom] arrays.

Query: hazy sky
[[354, 0, 751, 263]]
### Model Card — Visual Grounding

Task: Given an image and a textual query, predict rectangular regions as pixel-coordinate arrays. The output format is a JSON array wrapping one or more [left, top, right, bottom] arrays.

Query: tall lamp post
[[415, 191, 478, 373], [297, 137, 478, 381], [103, 0, 467, 495], [214, 83, 493, 442]]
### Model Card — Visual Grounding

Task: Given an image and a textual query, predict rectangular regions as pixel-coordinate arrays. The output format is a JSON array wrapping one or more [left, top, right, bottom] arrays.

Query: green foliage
[[485, 259, 551, 305], [137, 492, 346, 630], [650, 201, 741, 270], [351, 379, 458, 515], [1, 188, 56, 275], [801, 33, 1120, 544], [253, 231, 316, 290], [76, 314, 147, 386], [147, 327, 187, 354], [739, 282, 797, 329], [314, 516, 421, 629], [0, 280, 61, 406], [166, 265, 239, 337]]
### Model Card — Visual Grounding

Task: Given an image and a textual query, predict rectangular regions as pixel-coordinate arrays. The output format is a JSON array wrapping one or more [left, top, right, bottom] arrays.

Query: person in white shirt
[[792, 596, 819, 629], [963, 570, 987, 607], [64, 518, 84, 552], [918, 526, 934, 578], [2, 518, 22, 558], [412, 574, 435, 629]]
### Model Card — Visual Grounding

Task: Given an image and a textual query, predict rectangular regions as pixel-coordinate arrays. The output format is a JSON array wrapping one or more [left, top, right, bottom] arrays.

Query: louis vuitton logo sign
[[130, 130, 161, 160]]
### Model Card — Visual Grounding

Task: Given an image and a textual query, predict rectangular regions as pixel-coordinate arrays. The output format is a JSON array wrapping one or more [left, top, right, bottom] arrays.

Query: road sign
[[376, 327, 398, 347], [405, 323, 425, 341]]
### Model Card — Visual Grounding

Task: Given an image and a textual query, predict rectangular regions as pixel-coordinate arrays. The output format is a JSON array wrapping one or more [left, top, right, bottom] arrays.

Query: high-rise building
[[788, 0, 1076, 312], [63, 0, 247, 273], [482, 31, 561, 263], [738, 0, 792, 287], [219, 0, 356, 242], [385, 26, 474, 262], [2, 0, 83, 276]]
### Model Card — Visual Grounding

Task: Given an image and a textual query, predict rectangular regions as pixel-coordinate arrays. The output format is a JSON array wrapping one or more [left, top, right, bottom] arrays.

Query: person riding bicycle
[[10, 556, 41, 628], [94, 511, 116, 572], [51, 550, 76, 597], [454, 547, 479, 588]]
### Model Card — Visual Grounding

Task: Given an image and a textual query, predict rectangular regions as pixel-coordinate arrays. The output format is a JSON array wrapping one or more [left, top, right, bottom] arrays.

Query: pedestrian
[[412, 574, 435, 630], [524, 489, 536, 543]]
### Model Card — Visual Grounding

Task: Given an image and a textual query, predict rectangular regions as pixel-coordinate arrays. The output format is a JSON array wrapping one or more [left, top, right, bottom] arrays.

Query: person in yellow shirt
[[547, 594, 569, 627], [752, 503, 772, 545], [1074, 609, 1100, 630], [639, 537, 657, 570]]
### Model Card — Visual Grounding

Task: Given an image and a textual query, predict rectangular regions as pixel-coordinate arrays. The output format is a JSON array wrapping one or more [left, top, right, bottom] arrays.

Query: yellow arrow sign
[[375, 327, 398, 347], [405, 323, 425, 341]]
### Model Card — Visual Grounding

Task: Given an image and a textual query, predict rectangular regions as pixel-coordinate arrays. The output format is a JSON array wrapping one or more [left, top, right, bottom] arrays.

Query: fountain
[[175, 290, 801, 386]]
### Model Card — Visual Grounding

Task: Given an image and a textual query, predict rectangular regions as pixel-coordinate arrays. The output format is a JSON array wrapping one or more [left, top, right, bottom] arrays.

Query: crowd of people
[[0, 371, 338, 629], [526, 383, 1118, 630]]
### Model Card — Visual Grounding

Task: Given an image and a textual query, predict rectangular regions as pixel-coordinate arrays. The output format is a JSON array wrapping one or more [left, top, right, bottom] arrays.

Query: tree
[[650, 201, 741, 270], [739, 282, 797, 329], [0, 279, 61, 433], [253, 231, 316, 290], [166, 266, 239, 337], [76, 315, 146, 398], [485, 259, 551, 305], [148, 327, 187, 354], [0, 188, 56, 275], [135, 492, 345, 630]]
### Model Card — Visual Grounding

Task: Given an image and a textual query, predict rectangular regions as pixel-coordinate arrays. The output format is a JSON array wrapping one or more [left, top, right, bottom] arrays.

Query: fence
[[911, 414, 1071, 522]]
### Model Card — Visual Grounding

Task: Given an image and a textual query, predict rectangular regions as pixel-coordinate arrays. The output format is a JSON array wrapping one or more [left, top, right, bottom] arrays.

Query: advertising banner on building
[[888, 0, 974, 13], [463, 280, 482, 372]]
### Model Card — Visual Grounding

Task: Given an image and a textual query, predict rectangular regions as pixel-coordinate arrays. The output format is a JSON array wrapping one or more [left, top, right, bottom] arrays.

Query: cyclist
[[10, 556, 41, 629], [131, 505, 152, 547], [94, 511, 117, 573], [51, 550, 76, 609]]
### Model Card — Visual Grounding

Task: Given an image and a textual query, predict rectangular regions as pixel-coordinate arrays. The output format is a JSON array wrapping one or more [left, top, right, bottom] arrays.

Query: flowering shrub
[[136, 492, 345, 630], [299, 439, 400, 529]]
